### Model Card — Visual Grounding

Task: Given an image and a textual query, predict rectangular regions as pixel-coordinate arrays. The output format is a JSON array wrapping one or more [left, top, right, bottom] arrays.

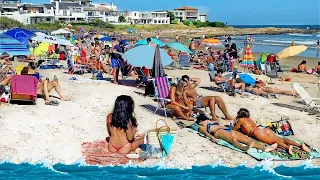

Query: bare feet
[[288, 145, 294, 155], [301, 144, 311, 153], [247, 142, 255, 152], [186, 117, 195, 121], [274, 94, 279, 99], [212, 117, 220, 121], [225, 116, 234, 120], [265, 143, 278, 152], [61, 97, 71, 101]]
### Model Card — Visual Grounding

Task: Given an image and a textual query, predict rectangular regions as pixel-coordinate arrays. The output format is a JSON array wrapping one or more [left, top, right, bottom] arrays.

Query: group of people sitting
[[105, 94, 311, 157], [296, 60, 320, 75]]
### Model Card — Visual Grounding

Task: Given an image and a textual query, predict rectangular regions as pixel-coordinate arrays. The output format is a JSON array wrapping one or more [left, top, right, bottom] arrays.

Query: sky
[[30, 0, 320, 25]]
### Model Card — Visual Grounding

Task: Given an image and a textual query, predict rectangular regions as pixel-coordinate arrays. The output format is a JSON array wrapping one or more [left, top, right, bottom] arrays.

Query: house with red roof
[[173, 6, 199, 22]]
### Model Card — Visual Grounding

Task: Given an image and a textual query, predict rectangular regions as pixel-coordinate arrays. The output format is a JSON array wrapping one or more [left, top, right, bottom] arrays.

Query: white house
[[83, 4, 118, 22], [126, 10, 169, 24], [45, 0, 86, 22]]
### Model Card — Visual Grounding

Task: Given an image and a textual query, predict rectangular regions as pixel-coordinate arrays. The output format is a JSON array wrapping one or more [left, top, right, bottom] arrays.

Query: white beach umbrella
[[51, 28, 71, 35], [31, 34, 74, 46]]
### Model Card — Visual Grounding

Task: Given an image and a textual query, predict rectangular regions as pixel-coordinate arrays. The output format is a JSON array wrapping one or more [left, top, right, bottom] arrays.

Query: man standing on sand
[[189, 39, 196, 55], [111, 38, 123, 84], [175, 35, 179, 42]]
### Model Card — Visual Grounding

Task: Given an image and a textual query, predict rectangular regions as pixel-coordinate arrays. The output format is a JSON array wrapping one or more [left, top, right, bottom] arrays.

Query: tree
[[182, 20, 190, 26], [119, 16, 126, 23], [167, 11, 176, 23]]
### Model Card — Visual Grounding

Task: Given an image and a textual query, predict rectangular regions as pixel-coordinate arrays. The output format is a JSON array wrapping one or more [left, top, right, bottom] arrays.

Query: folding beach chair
[[265, 62, 278, 78], [66, 55, 88, 75], [292, 83, 320, 113], [136, 67, 151, 88], [178, 54, 191, 70], [208, 72, 231, 93], [153, 77, 171, 117]]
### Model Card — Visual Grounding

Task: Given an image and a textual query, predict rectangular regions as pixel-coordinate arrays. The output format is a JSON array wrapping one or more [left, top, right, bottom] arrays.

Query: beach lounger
[[292, 83, 320, 113], [153, 77, 171, 117]]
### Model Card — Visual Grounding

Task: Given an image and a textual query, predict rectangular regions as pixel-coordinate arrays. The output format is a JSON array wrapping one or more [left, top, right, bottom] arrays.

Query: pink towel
[[11, 75, 38, 96]]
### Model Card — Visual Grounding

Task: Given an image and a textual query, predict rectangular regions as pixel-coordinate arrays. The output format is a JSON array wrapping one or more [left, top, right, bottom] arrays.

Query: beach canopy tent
[[277, 45, 307, 59], [32, 34, 74, 46], [161, 42, 193, 54], [51, 28, 71, 35], [241, 45, 254, 68], [202, 38, 222, 46], [124, 45, 172, 69], [3, 28, 35, 47], [0, 34, 30, 56], [135, 38, 164, 47], [152, 45, 165, 77]]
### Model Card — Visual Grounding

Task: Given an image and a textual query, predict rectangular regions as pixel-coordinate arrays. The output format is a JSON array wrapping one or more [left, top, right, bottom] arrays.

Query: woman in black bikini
[[199, 120, 277, 152], [107, 95, 144, 154]]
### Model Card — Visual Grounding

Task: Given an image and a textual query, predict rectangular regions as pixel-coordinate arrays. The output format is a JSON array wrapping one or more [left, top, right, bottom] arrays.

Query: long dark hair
[[236, 108, 250, 119], [111, 95, 137, 130]]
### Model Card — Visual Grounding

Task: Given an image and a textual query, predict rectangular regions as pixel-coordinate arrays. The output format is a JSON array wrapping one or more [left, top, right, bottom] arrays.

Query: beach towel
[[187, 123, 320, 161], [81, 140, 142, 166]]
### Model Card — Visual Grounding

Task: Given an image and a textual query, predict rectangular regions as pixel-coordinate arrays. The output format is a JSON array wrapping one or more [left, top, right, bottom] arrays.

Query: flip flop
[[45, 101, 59, 106]]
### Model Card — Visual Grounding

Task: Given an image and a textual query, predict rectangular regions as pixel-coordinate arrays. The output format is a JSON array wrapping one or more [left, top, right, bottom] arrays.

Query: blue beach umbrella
[[0, 34, 30, 56], [162, 42, 193, 54], [4, 28, 35, 47], [135, 38, 164, 47], [128, 28, 134, 33], [239, 73, 256, 85], [124, 45, 172, 69], [99, 36, 113, 42]]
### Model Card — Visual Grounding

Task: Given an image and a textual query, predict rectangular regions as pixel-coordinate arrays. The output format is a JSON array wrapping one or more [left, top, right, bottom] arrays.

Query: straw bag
[[147, 119, 176, 148], [157, 126, 174, 157]]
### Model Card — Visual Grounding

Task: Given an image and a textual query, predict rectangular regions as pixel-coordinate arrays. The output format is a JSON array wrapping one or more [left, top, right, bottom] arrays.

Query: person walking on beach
[[317, 40, 320, 48], [175, 34, 179, 42], [111, 38, 123, 84]]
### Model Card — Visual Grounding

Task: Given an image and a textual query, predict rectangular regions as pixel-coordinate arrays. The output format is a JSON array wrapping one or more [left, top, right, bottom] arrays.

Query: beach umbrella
[[51, 28, 71, 35], [0, 34, 30, 56], [99, 36, 113, 42], [124, 45, 172, 69], [31, 34, 74, 46], [277, 45, 307, 59], [152, 45, 165, 77], [4, 28, 35, 47], [241, 45, 254, 68], [128, 28, 134, 33], [162, 42, 193, 54], [135, 38, 164, 47], [33, 42, 50, 56], [239, 73, 256, 85], [202, 38, 222, 46]]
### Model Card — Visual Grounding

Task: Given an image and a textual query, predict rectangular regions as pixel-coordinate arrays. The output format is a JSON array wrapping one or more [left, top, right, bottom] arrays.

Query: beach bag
[[266, 117, 294, 136], [157, 126, 174, 157], [147, 119, 176, 148], [267, 54, 277, 63]]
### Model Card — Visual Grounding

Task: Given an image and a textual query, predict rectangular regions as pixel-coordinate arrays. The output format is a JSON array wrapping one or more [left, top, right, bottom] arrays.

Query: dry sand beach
[[0, 60, 319, 167]]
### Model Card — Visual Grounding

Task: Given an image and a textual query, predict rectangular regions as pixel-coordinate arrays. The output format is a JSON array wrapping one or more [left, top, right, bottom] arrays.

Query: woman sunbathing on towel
[[245, 86, 279, 99], [233, 108, 311, 155], [106, 95, 144, 154], [254, 80, 297, 96], [199, 120, 278, 152], [167, 80, 194, 121]]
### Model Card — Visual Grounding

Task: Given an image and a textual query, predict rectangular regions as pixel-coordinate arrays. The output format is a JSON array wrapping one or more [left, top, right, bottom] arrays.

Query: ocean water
[[228, 33, 320, 58], [0, 159, 320, 179], [231, 25, 320, 30]]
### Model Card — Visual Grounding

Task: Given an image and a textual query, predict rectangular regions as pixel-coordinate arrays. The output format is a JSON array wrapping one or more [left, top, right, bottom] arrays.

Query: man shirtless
[[189, 39, 196, 55], [214, 69, 246, 97], [182, 75, 233, 121]]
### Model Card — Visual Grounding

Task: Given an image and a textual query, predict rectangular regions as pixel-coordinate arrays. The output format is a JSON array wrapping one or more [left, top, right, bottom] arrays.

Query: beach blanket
[[81, 140, 142, 166], [187, 123, 320, 161]]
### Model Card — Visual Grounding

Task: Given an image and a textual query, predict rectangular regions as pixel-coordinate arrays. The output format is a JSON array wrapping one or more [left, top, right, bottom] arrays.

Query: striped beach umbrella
[[241, 45, 254, 68], [0, 34, 30, 56]]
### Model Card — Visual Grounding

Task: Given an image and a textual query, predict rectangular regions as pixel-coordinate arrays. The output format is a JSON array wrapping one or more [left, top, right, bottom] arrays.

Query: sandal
[[45, 100, 59, 106]]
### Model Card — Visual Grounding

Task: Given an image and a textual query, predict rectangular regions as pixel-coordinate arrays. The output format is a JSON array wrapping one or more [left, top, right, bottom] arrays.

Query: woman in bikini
[[199, 120, 278, 152], [255, 80, 297, 96], [106, 95, 144, 154], [166, 80, 194, 121], [232, 108, 311, 155]]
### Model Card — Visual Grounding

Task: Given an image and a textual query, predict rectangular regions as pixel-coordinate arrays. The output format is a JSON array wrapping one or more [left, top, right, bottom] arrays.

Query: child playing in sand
[[106, 95, 144, 154]]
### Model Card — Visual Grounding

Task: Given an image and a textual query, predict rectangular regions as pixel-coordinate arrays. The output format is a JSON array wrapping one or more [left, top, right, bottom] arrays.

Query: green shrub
[[182, 20, 190, 26], [171, 19, 178, 24], [0, 17, 24, 29], [207, 21, 227, 27]]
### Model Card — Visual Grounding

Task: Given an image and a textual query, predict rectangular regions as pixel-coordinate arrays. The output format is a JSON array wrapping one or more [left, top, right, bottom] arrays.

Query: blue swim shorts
[[111, 58, 119, 68]]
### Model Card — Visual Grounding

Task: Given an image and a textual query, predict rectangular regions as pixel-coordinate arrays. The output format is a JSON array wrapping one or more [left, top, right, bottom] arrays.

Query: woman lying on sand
[[106, 95, 144, 154], [232, 108, 311, 155], [245, 86, 279, 99], [182, 75, 233, 121], [167, 80, 194, 121], [254, 80, 297, 96], [199, 120, 278, 152]]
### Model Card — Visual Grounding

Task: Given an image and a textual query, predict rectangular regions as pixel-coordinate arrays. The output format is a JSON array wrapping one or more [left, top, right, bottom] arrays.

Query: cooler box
[[10, 75, 38, 105]]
